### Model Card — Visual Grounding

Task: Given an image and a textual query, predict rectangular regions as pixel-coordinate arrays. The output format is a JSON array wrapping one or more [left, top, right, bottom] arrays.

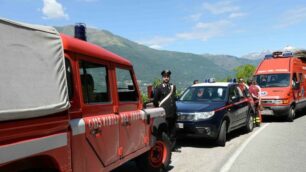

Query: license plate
[[177, 123, 184, 129], [261, 109, 274, 115]]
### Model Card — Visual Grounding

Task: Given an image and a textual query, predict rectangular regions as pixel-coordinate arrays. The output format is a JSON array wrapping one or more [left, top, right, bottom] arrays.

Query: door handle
[[91, 128, 102, 136], [122, 121, 131, 126]]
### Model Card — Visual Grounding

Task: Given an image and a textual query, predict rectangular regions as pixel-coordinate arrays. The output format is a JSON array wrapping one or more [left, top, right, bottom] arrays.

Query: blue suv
[[176, 82, 255, 146]]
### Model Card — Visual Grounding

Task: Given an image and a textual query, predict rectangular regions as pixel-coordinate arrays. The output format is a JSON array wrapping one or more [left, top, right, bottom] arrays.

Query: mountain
[[202, 54, 260, 70], [55, 26, 259, 90], [240, 50, 272, 60]]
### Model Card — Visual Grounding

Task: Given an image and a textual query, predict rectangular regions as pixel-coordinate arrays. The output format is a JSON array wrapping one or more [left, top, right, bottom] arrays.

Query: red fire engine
[[254, 50, 306, 121], [0, 18, 171, 172]]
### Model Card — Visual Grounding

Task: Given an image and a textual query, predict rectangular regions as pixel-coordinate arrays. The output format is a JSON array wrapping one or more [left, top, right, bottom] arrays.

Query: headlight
[[177, 113, 195, 121], [272, 99, 289, 104], [194, 111, 215, 120]]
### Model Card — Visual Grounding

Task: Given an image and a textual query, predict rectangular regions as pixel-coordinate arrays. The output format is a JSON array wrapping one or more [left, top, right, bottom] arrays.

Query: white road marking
[[220, 123, 270, 172]]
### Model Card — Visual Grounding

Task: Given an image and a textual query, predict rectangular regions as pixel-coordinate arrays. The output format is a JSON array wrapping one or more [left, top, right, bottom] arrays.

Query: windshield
[[254, 74, 290, 88], [179, 86, 227, 102]]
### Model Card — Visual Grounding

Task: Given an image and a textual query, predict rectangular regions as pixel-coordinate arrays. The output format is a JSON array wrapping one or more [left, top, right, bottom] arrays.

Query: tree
[[141, 92, 149, 104], [152, 78, 162, 88], [234, 64, 256, 80]]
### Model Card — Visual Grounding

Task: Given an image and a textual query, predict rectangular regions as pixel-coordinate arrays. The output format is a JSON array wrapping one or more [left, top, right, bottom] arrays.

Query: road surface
[[227, 114, 306, 172], [113, 114, 306, 172]]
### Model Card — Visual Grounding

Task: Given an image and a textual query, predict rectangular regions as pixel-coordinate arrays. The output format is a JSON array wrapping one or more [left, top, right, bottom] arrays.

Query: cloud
[[228, 12, 246, 19], [203, 1, 240, 15], [186, 13, 203, 22], [186, 1, 246, 22], [42, 0, 69, 20], [140, 20, 233, 48], [177, 20, 232, 41], [77, 0, 99, 2], [139, 1, 245, 48], [148, 45, 163, 49], [278, 6, 306, 28], [138, 37, 177, 49]]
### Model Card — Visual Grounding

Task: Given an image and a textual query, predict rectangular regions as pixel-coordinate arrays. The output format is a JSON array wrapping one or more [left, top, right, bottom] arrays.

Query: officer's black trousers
[[166, 117, 177, 146]]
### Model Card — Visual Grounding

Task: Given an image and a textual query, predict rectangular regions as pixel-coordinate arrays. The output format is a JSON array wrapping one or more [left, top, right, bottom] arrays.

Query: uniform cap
[[161, 70, 171, 76]]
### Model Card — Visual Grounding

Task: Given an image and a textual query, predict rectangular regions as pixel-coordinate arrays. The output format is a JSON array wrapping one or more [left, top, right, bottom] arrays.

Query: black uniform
[[153, 83, 177, 145]]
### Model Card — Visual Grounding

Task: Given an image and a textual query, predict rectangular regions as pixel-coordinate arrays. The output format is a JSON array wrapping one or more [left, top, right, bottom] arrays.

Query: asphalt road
[[114, 124, 260, 172], [227, 114, 306, 172], [170, 125, 259, 172], [113, 114, 306, 172]]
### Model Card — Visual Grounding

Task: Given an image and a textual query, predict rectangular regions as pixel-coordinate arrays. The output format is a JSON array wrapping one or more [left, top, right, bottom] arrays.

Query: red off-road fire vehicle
[[0, 18, 171, 172]]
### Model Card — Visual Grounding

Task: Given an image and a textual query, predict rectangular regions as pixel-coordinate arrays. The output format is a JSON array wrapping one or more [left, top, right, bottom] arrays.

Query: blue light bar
[[208, 78, 216, 83], [282, 51, 293, 57], [264, 54, 273, 59], [227, 78, 237, 83]]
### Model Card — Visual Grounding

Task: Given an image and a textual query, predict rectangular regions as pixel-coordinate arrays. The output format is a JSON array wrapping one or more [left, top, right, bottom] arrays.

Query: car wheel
[[286, 106, 295, 122], [245, 112, 254, 133], [216, 121, 227, 147], [135, 132, 172, 172]]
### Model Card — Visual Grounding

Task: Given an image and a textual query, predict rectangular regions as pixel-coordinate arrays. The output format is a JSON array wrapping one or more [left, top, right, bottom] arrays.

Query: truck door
[[115, 67, 146, 157], [79, 60, 120, 166], [292, 73, 300, 102], [298, 72, 306, 108]]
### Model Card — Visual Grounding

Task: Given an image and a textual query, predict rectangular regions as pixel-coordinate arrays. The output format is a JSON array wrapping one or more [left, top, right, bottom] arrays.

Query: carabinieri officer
[[153, 70, 177, 148]]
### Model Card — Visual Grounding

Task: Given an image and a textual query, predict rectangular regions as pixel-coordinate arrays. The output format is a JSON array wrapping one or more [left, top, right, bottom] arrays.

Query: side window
[[79, 61, 110, 104], [236, 86, 245, 98], [229, 86, 239, 101], [65, 58, 73, 100], [299, 73, 303, 82], [292, 73, 298, 86], [116, 68, 138, 102]]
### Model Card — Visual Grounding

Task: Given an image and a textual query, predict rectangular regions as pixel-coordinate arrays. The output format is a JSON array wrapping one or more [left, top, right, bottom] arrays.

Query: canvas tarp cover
[[0, 18, 69, 121]]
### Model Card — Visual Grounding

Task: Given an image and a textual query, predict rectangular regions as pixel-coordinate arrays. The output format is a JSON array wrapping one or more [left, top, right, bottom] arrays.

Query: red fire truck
[[254, 50, 306, 121], [0, 19, 171, 171]]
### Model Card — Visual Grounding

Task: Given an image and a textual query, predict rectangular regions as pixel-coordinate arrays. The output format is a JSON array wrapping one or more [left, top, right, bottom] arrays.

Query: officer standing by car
[[153, 70, 177, 148]]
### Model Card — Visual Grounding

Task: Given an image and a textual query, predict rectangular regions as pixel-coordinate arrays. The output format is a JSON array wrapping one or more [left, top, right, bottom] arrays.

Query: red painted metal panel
[[61, 34, 132, 67]]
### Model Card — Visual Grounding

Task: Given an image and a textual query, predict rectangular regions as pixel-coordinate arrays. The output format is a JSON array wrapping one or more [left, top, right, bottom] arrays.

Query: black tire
[[135, 132, 172, 172], [286, 106, 295, 122], [245, 112, 254, 133], [216, 121, 227, 147]]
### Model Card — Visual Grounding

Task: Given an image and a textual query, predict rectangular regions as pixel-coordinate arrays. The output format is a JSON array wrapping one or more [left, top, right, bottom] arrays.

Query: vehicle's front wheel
[[216, 121, 227, 147], [245, 112, 254, 133], [286, 106, 295, 122], [135, 132, 172, 172]]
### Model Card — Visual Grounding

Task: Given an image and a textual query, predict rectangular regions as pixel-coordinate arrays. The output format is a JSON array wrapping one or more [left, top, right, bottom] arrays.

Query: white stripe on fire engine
[[120, 111, 142, 124], [0, 133, 67, 164], [142, 107, 166, 118], [88, 115, 120, 129], [70, 118, 85, 136]]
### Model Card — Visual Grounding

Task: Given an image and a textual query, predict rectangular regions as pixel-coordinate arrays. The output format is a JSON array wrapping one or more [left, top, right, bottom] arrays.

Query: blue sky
[[1, 0, 306, 56]]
